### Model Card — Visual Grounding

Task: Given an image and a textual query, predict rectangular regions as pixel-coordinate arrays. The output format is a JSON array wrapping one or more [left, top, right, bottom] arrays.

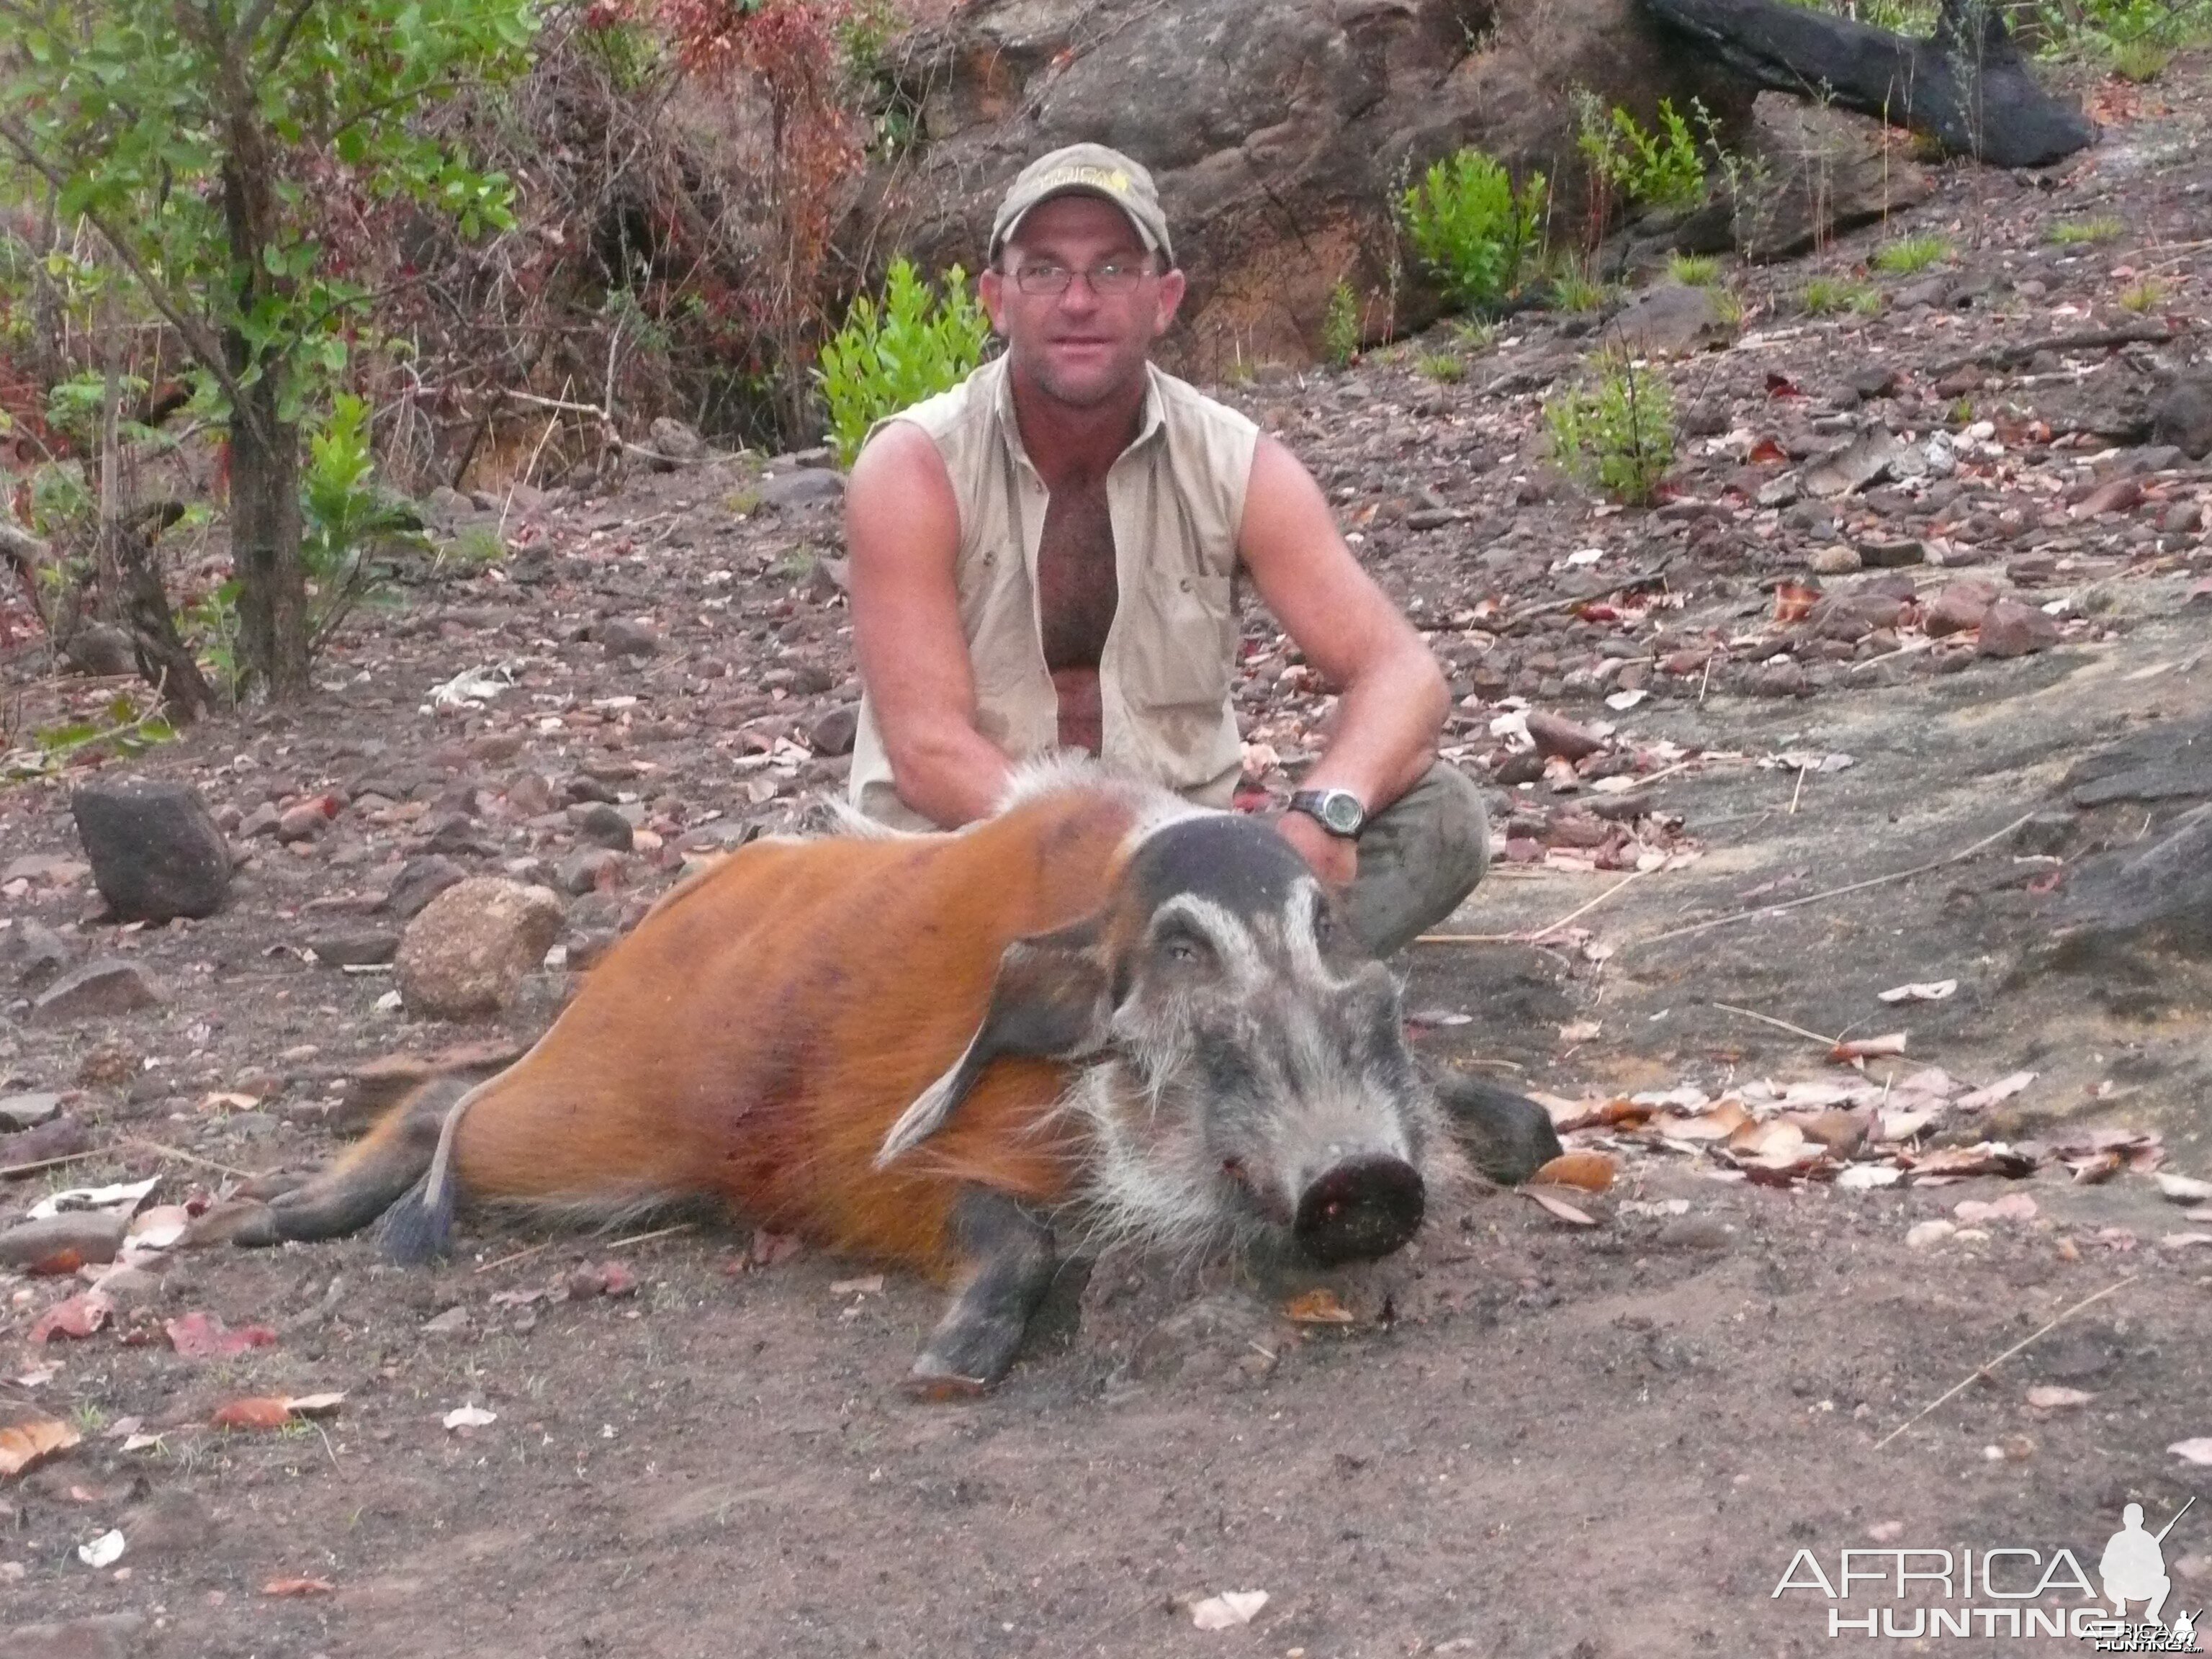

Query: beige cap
[[989, 143, 1174, 266]]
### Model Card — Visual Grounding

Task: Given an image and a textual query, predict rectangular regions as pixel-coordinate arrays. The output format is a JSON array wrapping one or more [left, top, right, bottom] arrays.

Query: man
[[843, 143, 1487, 956]]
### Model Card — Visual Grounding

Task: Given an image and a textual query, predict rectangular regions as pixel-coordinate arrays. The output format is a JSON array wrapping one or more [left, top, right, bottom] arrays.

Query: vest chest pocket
[[1118, 572, 1235, 711]]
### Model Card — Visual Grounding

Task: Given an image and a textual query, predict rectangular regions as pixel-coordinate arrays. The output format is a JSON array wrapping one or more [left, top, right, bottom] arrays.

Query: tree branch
[[258, 0, 319, 76], [0, 116, 251, 416]]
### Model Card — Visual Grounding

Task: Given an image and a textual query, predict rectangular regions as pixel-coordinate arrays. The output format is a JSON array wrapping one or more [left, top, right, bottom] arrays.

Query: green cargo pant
[[1341, 762, 1491, 958]]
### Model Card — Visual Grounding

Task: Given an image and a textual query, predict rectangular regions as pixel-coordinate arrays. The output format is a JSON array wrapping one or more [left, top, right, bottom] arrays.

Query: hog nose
[[1293, 1155, 1425, 1266]]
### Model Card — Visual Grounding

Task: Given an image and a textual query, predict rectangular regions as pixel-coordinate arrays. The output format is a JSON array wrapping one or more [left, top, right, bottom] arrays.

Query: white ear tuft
[[873, 1061, 965, 1169]]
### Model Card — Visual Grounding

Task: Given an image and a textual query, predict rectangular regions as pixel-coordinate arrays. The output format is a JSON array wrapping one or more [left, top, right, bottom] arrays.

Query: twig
[[472, 1220, 693, 1276], [1873, 1277, 2136, 1451], [0, 1148, 104, 1179], [1627, 812, 2034, 950], [1419, 868, 1651, 945], [604, 1221, 693, 1251], [123, 1137, 258, 1181], [472, 1239, 555, 1275], [1788, 760, 1808, 815], [1711, 1000, 1837, 1047]]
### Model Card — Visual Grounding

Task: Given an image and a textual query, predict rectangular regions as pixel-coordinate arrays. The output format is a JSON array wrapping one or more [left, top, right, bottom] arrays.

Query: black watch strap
[[1288, 788, 1366, 838]]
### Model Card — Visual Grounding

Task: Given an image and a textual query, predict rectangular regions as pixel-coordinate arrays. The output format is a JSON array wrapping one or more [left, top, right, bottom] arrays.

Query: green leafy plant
[[4, 691, 176, 779], [1577, 95, 1709, 216], [1322, 280, 1363, 367], [1416, 352, 1465, 383], [0, 0, 535, 698], [2120, 278, 2165, 312], [298, 395, 426, 650], [2108, 36, 2175, 76], [1873, 235, 1953, 275], [1399, 150, 1547, 312], [1545, 354, 1676, 507], [1799, 276, 1881, 316], [1447, 317, 1499, 353], [2047, 216, 2125, 246], [1665, 253, 1724, 286], [1948, 395, 1976, 424], [816, 258, 992, 467], [1550, 267, 1609, 313]]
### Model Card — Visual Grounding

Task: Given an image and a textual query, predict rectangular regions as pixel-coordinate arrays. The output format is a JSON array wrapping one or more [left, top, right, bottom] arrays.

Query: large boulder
[[859, 0, 1744, 369], [70, 778, 232, 923]]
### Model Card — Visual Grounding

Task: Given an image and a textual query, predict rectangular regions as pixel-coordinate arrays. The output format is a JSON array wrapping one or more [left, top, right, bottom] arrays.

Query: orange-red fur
[[353, 784, 1147, 1280]]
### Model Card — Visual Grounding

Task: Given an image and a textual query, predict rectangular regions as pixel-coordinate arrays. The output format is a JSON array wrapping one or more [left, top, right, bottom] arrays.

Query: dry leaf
[[1557, 1020, 1603, 1044], [1282, 1288, 1355, 1325], [1955, 1071, 2036, 1112], [2026, 1386, 2094, 1410], [2155, 1172, 2212, 1203], [27, 1178, 158, 1223], [166, 1312, 279, 1359], [284, 1393, 346, 1418], [828, 1275, 885, 1297], [443, 1405, 496, 1431], [30, 1292, 112, 1344], [1835, 1164, 1903, 1190], [1524, 1187, 1597, 1226], [262, 1578, 336, 1597], [1652, 1101, 1752, 1143], [1878, 980, 1957, 1004], [2167, 1438, 2212, 1466], [1954, 1194, 2039, 1224], [211, 1398, 297, 1431], [1190, 1591, 1269, 1629], [76, 1529, 125, 1568], [1532, 1151, 1617, 1193], [1773, 582, 1820, 624], [1830, 1033, 1909, 1062], [0, 1411, 81, 1479]]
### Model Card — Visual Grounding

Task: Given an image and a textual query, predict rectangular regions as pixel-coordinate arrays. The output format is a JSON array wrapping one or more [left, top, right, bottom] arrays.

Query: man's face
[[979, 194, 1186, 410]]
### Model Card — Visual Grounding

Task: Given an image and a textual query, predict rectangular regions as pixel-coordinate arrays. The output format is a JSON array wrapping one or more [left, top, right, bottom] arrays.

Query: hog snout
[[1292, 1154, 1425, 1266]]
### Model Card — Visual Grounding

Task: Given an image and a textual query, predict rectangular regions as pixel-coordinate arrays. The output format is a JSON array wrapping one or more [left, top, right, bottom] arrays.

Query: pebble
[[29, 961, 162, 1025], [1976, 598, 2060, 657], [395, 878, 567, 1021]]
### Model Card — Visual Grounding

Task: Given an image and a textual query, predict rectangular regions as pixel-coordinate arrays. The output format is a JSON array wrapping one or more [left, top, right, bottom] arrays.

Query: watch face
[[1318, 791, 1364, 835]]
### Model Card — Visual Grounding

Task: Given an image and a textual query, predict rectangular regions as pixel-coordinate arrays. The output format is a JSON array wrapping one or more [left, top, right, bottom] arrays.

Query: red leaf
[[210, 1397, 295, 1431], [166, 1311, 279, 1359], [1773, 582, 1820, 624], [26, 1248, 84, 1277], [1764, 372, 1802, 397], [262, 1578, 336, 1597], [1747, 436, 1789, 465], [30, 1292, 112, 1344]]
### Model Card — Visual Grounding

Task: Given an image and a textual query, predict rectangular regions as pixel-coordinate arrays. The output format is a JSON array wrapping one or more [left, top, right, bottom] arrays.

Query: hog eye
[[1312, 908, 1335, 949], [1157, 927, 1212, 966]]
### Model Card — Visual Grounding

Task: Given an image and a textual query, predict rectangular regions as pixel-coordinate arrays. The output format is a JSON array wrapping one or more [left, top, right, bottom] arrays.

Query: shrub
[[1322, 280, 1363, 366], [1416, 352, 1465, 383], [1545, 354, 1676, 507], [1550, 267, 1609, 313], [2047, 216, 2124, 246], [1400, 150, 1547, 311], [299, 395, 428, 650], [1665, 253, 1724, 286], [1800, 276, 1883, 316], [817, 258, 992, 466], [1873, 235, 1952, 275], [2120, 278, 2165, 312], [1578, 95, 1708, 215]]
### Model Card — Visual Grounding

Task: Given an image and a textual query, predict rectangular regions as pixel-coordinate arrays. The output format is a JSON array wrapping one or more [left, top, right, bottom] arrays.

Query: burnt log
[[1639, 0, 2095, 168]]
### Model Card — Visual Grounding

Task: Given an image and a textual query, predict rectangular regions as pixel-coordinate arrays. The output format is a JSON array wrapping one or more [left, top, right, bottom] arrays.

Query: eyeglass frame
[[1002, 254, 1164, 297]]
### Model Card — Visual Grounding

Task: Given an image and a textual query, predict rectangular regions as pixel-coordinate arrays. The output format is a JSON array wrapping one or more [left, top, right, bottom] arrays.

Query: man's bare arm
[[845, 421, 1013, 827], [1238, 434, 1447, 812]]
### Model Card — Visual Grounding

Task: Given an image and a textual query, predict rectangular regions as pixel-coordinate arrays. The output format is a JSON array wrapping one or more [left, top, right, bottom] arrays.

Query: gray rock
[[29, 960, 161, 1025], [0, 1091, 62, 1130], [61, 624, 136, 678], [396, 878, 566, 1020], [599, 618, 661, 658], [307, 930, 400, 967], [1976, 598, 2059, 657], [0, 1211, 128, 1267], [1729, 96, 1936, 261], [570, 802, 635, 852], [118, 1486, 215, 1560], [2051, 803, 2212, 963], [1604, 284, 1735, 356], [2065, 712, 2212, 807], [558, 848, 625, 896], [2151, 372, 2212, 460], [757, 469, 846, 511], [384, 854, 469, 920], [808, 705, 860, 757], [646, 415, 706, 467], [71, 778, 233, 922], [2, 920, 76, 989], [1, 1115, 89, 1166]]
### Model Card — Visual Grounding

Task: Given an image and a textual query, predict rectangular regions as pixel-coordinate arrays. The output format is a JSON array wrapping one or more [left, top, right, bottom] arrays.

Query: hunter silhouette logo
[[2087, 1497, 2199, 1652]]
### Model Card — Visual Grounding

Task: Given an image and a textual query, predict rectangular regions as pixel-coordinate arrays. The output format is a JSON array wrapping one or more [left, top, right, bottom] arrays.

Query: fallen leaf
[[166, 1312, 279, 1360], [1955, 1071, 2036, 1112], [77, 1528, 125, 1568], [27, 1178, 160, 1223], [1557, 1020, 1603, 1044], [1190, 1591, 1269, 1629], [1835, 1164, 1903, 1190], [1955, 1194, 2039, 1224], [261, 1578, 336, 1597], [1532, 1150, 1617, 1193], [0, 1411, 81, 1479], [30, 1293, 113, 1344], [2168, 1438, 2212, 1466], [1524, 1187, 1597, 1226], [1879, 979, 1957, 1004], [828, 1275, 885, 1297], [211, 1398, 297, 1431], [284, 1393, 346, 1418], [1282, 1288, 1355, 1325], [2026, 1386, 2094, 1410], [1652, 1101, 1753, 1143], [2161, 1232, 2212, 1249], [442, 1405, 496, 1431], [1906, 1220, 1956, 1249], [1830, 1033, 1909, 1062], [2155, 1172, 2212, 1204], [1773, 581, 1820, 624], [27, 1249, 84, 1277]]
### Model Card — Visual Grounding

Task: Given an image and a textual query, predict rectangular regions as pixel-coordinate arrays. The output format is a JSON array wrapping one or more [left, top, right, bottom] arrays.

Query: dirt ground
[[6, 56, 2212, 1659]]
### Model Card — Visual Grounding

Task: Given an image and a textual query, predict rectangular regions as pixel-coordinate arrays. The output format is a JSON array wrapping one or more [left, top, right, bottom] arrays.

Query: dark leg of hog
[[194, 1078, 463, 1253], [1434, 1072, 1563, 1184], [904, 1187, 1058, 1401]]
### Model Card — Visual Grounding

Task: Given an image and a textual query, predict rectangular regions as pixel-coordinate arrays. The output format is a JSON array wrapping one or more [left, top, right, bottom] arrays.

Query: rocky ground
[[3, 67, 2212, 1659]]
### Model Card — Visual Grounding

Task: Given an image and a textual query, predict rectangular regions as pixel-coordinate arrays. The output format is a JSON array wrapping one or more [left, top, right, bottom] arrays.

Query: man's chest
[[1035, 475, 1118, 672]]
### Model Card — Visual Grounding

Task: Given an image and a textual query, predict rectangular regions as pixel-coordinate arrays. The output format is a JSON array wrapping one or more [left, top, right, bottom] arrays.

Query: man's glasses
[[1008, 259, 1153, 297]]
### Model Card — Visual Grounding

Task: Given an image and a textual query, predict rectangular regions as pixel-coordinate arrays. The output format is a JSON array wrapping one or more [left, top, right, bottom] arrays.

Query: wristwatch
[[1287, 787, 1367, 839]]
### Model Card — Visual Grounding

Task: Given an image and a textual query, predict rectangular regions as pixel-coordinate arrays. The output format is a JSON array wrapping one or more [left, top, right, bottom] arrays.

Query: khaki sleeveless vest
[[849, 354, 1259, 830]]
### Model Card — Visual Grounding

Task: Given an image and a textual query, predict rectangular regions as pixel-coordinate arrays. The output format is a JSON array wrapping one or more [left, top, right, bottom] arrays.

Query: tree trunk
[[228, 366, 308, 699], [113, 508, 215, 724], [1637, 0, 2096, 168]]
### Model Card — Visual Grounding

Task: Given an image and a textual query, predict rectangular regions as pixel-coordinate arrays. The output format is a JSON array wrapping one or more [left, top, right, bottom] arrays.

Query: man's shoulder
[[866, 356, 1004, 454], [1148, 364, 1259, 443]]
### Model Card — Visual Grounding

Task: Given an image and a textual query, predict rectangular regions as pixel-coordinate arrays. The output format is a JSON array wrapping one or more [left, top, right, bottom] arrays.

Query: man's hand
[[1275, 809, 1357, 891]]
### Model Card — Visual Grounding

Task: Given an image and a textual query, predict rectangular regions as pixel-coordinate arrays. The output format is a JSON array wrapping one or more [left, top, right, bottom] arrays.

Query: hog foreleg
[[904, 1187, 1058, 1399]]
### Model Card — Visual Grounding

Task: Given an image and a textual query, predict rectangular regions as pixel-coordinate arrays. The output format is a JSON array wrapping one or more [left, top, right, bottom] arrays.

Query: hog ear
[[873, 915, 1109, 1168]]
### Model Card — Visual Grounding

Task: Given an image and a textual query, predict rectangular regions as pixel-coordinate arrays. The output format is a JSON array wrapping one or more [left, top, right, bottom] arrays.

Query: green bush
[[1800, 276, 1882, 316], [1416, 351, 1465, 383], [1872, 235, 1951, 275], [300, 393, 426, 649], [1545, 355, 1676, 507], [1665, 253, 1724, 286], [1399, 150, 1547, 312], [1578, 95, 1708, 215], [817, 258, 992, 466], [1322, 279, 1363, 366]]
